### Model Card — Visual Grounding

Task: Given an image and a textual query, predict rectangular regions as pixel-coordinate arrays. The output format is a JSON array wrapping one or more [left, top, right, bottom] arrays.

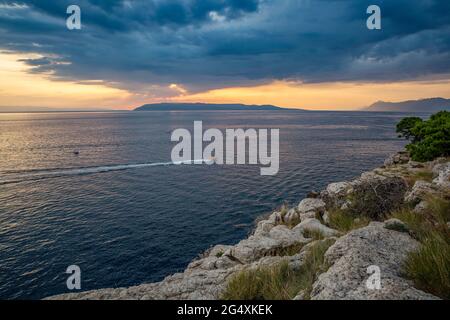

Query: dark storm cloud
[[0, 0, 449, 94]]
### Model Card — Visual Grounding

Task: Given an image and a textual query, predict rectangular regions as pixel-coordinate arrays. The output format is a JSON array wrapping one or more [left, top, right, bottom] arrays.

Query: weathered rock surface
[[230, 234, 301, 264], [293, 290, 306, 300], [268, 225, 309, 244], [297, 198, 326, 215], [384, 152, 410, 167], [404, 180, 440, 205], [293, 218, 340, 238], [253, 211, 282, 236], [432, 162, 450, 189], [310, 222, 438, 300], [295, 198, 326, 222], [254, 219, 276, 236], [320, 182, 353, 209], [326, 182, 353, 197]]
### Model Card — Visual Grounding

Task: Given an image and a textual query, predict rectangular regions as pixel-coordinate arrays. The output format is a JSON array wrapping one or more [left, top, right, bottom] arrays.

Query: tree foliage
[[396, 117, 423, 141], [396, 111, 450, 162]]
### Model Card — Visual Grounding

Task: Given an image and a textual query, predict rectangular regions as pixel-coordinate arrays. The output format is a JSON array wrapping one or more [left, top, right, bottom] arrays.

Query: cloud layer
[[1, 0, 449, 98]]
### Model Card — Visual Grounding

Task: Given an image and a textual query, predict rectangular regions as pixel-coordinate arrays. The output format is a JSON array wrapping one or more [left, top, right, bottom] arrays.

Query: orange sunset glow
[[1, 52, 449, 111], [0, 53, 131, 109]]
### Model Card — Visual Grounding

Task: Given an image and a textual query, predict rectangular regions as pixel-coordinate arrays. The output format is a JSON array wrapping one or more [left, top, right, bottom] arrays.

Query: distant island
[[136, 99, 450, 112], [364, 98, 450, 112], [134, 103, 286, 111]]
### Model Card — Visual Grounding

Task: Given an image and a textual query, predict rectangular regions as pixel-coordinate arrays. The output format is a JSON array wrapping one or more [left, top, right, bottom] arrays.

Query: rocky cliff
[[47, 153, 450, 300]]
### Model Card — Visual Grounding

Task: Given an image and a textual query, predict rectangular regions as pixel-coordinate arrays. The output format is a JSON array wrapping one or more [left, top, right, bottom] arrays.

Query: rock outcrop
[[404, 180, 440, 205], [293, 218, 340, 238], [321, 172, 408, 220], [432, 162, 450, 189], [310, 222, 438, 300], [383, 151, 410, 166]]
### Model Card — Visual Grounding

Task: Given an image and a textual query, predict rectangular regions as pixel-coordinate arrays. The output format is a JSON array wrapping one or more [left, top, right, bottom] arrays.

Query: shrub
[[347, 177, 407, 220], [221, 239, 335, 300], [397, 111, 450, 162]]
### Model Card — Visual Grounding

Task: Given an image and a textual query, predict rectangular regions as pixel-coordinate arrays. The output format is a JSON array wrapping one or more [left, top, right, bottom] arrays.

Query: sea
[[0, 110, 420, 299]]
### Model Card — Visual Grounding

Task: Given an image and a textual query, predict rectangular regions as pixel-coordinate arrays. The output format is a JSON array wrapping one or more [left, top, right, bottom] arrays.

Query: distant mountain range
[[134, 103, 285, 111], [364, 98, 450, 112]]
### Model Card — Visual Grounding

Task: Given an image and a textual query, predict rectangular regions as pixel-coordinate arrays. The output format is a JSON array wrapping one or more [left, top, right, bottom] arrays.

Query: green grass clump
[[390, 207, 429, 240], [221, 239, 335, 300], [327, 209, 370, 233], [221, 261, 300, 300], [404, 232, 450, 299], [390, 195, 450, 299], [391, 196, 449, 241]]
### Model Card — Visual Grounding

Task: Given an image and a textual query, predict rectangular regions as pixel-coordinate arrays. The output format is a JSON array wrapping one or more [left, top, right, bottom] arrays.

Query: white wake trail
[[0, 159, 214, 185]]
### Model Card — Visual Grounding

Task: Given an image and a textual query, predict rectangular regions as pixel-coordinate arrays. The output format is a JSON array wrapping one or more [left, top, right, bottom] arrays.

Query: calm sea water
[[0, 110, 414, 299]]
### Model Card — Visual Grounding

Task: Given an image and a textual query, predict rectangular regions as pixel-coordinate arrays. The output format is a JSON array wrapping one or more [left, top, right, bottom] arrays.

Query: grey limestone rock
[[310, 222, 439, 300]]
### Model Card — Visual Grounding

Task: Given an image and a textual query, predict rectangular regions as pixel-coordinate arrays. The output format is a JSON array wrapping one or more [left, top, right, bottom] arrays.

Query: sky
[[0, 0, 449, 110]]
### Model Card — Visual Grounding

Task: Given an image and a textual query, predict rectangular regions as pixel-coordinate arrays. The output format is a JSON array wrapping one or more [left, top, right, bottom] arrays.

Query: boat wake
[[0, 159, 214, 185]]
